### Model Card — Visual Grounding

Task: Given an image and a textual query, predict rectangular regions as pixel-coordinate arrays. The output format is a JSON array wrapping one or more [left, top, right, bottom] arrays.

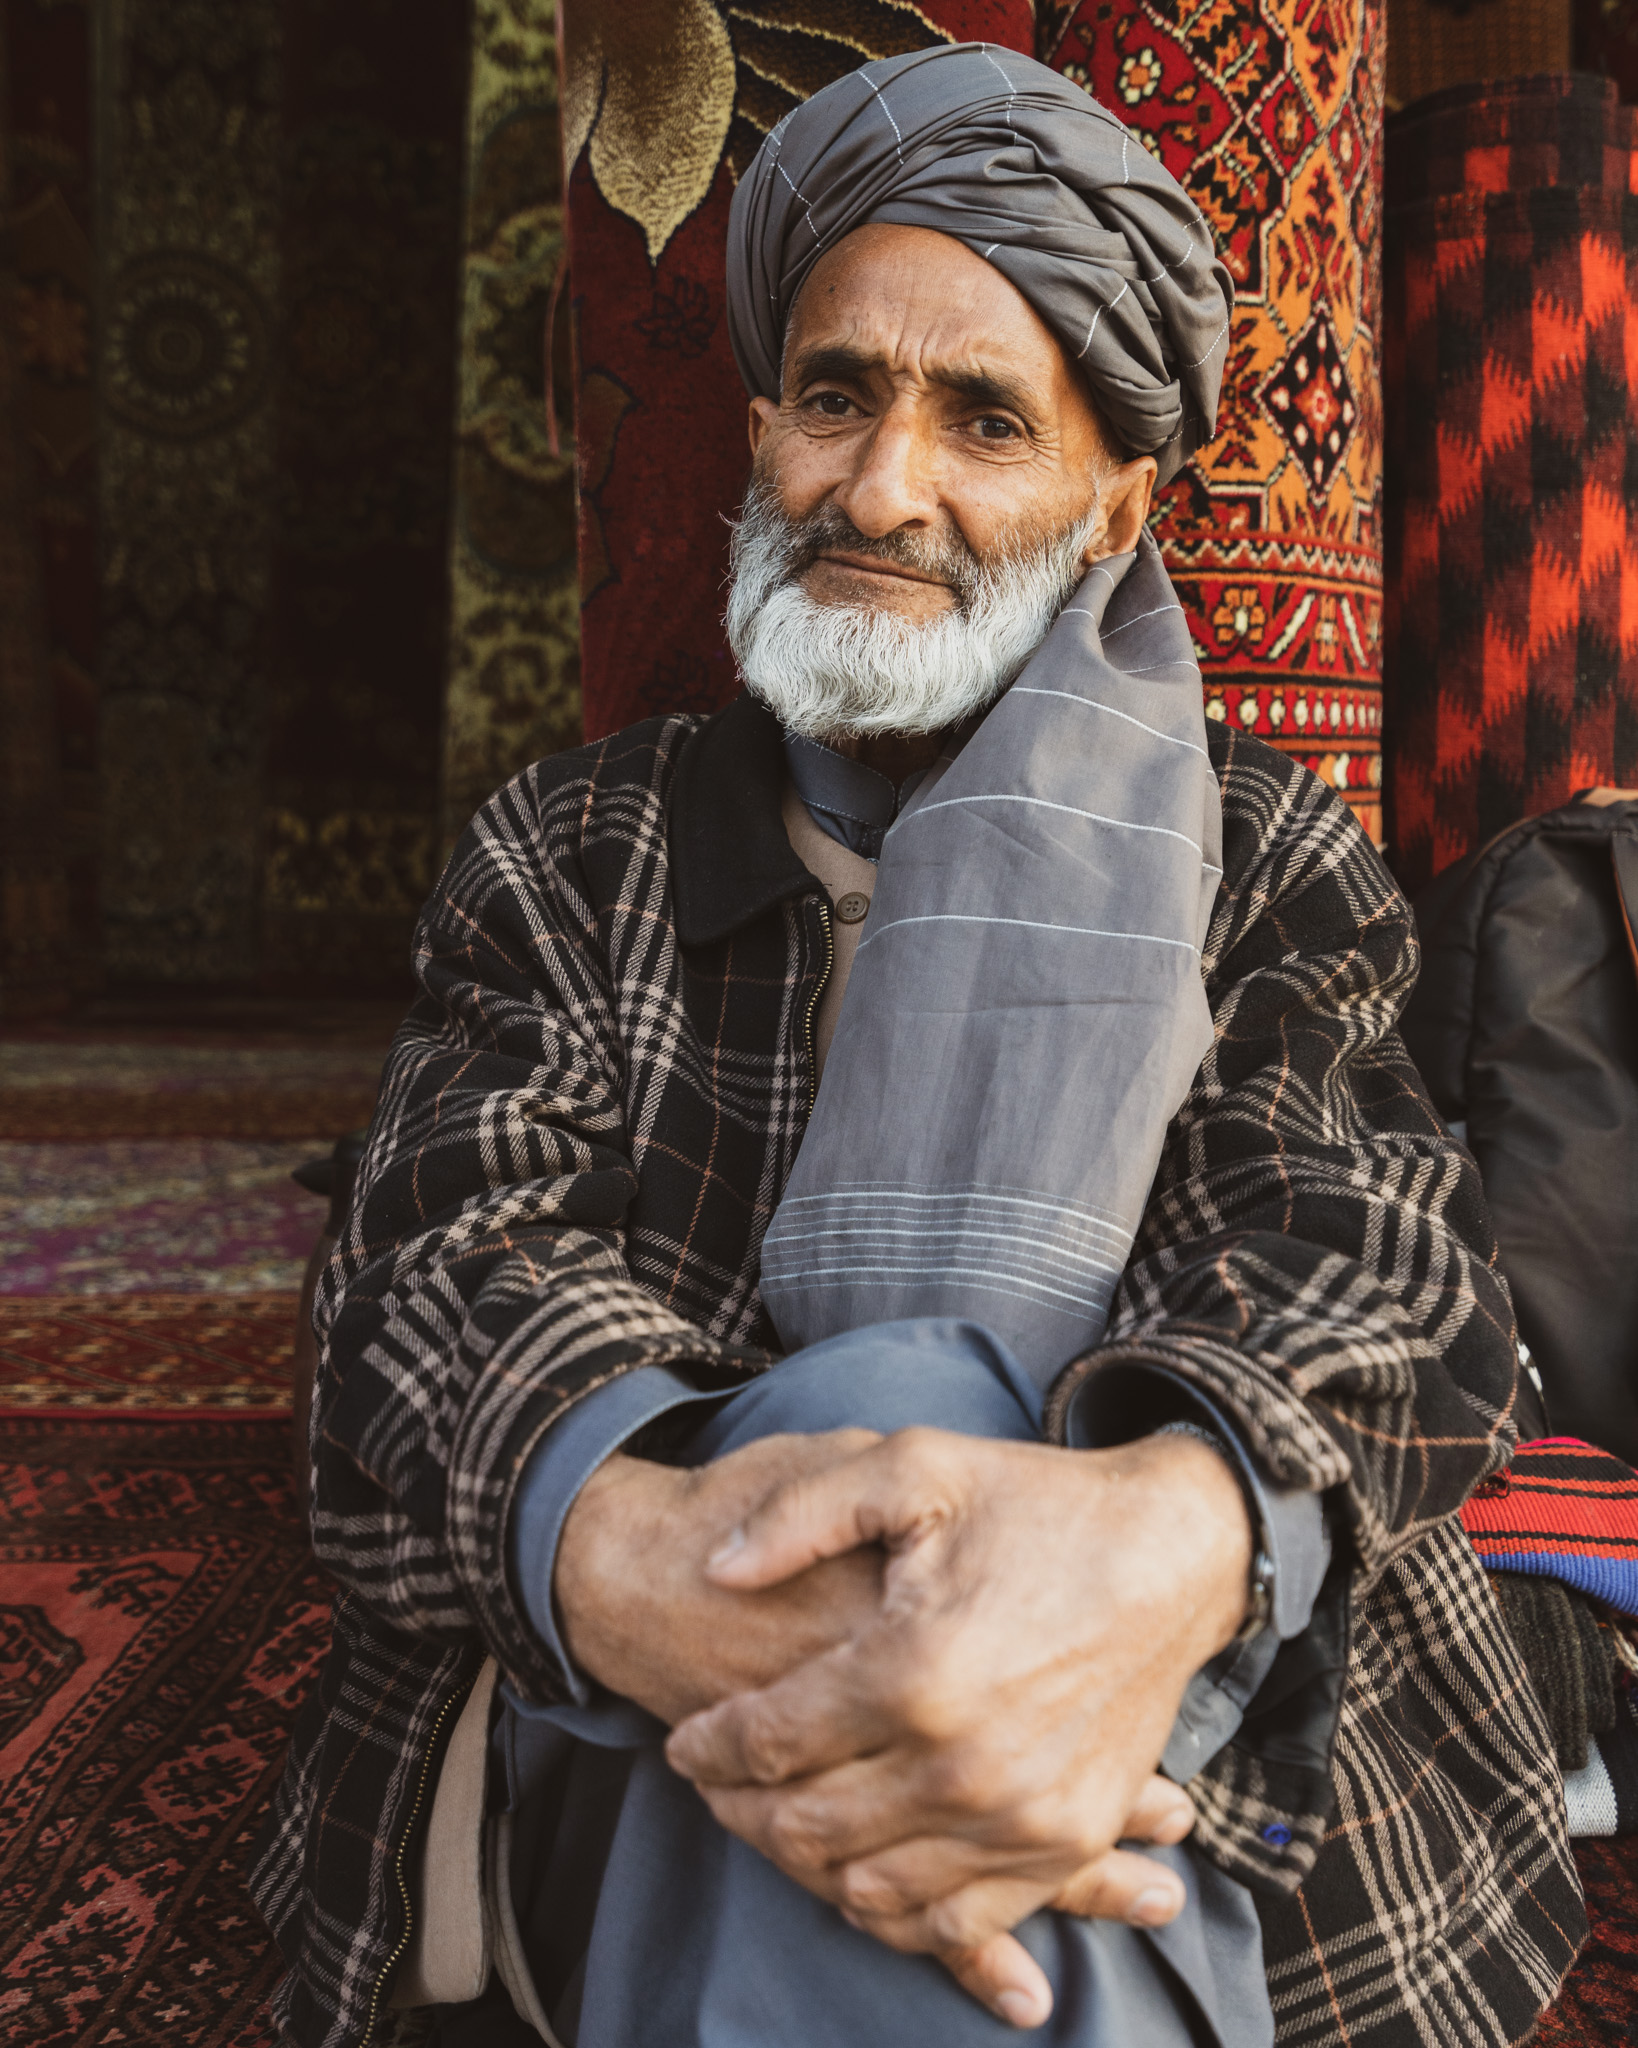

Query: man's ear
[[1084, 456, 1158, 564], [748, 396, 778, 457]]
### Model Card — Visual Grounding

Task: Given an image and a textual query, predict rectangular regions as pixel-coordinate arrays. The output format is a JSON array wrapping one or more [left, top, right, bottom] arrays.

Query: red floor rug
[[0, 1416, 328, 2047], [1537, 1835, 1638, 2043], [1, 1414, 1633, 2045], [0, 1297, 300, 1418]]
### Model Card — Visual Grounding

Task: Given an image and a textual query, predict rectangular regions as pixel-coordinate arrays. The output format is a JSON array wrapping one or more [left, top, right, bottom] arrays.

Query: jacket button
[[834, 891, 871, 924]]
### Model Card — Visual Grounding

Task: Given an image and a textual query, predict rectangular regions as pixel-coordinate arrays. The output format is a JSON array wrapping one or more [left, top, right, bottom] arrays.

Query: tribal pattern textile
[[94, 0, 282, 984], [0, 1139, 328, 1294], [0, 1415, 329, 2047], [1383, 76, 1638, 892], [562, 0, 1384, 842], [0, 1040, 383, 1139], [1039, 0, 1386, 845], [250, 711, 1583, 2048], [259, 0, 468, 989], [1464, 1439, 1638, 1615], [439, 0, 582, 851], [0, 1293, 299, 1414]]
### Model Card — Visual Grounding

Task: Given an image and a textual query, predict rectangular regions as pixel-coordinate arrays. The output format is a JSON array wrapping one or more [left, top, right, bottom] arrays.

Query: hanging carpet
[[1383, 73, 1638, 892]]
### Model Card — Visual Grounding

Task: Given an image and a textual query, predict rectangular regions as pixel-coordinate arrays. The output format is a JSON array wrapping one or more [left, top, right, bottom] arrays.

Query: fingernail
[[1129, 1885, 1181, 1927], [996, 1989, 1047, 2028], [707, 1526, 746, 1569]]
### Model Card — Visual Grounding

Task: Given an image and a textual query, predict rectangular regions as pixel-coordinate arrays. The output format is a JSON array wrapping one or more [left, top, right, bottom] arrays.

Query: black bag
[[1401, 792, 1638, 1461]]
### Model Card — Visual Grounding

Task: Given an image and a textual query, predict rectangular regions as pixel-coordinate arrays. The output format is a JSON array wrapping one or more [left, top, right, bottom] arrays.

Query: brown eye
[[813, 391, 851, 416], [976, 416, 1017, 440]]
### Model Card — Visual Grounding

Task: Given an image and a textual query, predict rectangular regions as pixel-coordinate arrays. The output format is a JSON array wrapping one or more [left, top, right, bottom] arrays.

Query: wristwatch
[[1235, 1547, 1276, 1645]]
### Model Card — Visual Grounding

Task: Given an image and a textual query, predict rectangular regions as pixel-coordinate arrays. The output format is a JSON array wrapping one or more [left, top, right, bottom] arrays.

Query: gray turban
[[726, 42, 1234, 483]]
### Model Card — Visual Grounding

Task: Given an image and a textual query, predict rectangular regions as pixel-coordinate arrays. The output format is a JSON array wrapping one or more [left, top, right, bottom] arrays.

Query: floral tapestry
[[1041, 0, 1385, 844], [439, 0, 581, 852]]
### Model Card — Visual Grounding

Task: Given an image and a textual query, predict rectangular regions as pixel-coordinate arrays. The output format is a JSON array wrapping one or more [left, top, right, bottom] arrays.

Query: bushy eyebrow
[[788, 342, 1045, 431]]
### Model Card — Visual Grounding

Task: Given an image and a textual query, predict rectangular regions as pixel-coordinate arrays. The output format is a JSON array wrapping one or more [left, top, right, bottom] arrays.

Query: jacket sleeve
[[1043, 736, 1522, 1890], [309, 775, 763, 1704]]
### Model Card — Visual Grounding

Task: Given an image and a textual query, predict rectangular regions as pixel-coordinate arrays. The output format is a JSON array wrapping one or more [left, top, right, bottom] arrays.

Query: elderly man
[[252, 44, 1582, 2048]]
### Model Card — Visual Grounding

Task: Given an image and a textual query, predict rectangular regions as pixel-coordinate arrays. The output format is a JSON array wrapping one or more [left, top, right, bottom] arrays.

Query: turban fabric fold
[[726, 42, 1234, 483]]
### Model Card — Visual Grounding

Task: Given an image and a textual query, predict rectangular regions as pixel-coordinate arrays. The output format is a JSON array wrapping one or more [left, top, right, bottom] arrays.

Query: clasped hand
[[555, 1425, 1251, 2029]]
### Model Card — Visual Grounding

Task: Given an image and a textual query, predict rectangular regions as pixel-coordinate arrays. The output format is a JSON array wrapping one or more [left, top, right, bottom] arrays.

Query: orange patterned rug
[[0, 1295, 300, 1418]]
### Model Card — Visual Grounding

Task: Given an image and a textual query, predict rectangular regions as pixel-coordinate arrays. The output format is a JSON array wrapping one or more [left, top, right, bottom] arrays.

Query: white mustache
[[723, 483, 1098, 741]]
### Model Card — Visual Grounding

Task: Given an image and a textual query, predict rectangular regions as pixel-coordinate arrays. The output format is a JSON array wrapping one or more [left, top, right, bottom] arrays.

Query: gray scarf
[[759, 535, 1220, 1380]]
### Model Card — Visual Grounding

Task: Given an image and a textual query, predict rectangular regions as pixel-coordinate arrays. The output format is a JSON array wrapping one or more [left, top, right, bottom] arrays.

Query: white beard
[[723, 480, 1099, 739]]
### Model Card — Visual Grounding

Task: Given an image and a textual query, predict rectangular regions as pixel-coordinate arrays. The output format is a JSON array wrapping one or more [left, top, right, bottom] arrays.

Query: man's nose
[[830, 408, 941, 539]]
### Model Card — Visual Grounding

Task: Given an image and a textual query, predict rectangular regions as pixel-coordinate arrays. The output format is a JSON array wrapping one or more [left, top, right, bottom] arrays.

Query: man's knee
[[683, 1318, 1043, 1463]]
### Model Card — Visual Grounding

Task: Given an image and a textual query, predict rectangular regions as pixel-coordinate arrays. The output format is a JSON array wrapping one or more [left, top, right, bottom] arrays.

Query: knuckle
[[738, 1710, 796, 1786], [841, 1863, 904, 1914], [926, 1894, 988, 1952], [1011, 1792, 1074, 1852], [923, 1744, 994, 1816], [766, 1801, 833, 1872]]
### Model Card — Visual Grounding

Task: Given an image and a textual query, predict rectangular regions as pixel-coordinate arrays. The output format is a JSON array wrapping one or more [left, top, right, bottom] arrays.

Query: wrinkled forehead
[[782, 223, 1094, 421]]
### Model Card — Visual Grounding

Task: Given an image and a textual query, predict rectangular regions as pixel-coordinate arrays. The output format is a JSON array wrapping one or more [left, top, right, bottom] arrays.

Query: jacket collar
[[669, 692, 817, 946]]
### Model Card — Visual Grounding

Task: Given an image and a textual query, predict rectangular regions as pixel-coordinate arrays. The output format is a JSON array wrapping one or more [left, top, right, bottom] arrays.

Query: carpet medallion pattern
[[0, 1418, 328, 2047]]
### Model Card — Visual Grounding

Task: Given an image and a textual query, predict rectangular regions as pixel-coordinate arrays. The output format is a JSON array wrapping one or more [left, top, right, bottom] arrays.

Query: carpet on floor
[[0, 1416, 329, 2048], [0, 1142, 330, 1295], [0, 1043, 382, 1142], [1536, 1835, 1638, 2042], [0, 1296, 299, 1417], [1, 1338, 1634, 2044]]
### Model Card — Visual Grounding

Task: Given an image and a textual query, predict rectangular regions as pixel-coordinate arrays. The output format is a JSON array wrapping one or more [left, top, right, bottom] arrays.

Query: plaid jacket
[[250, 696, 1585, 2048]]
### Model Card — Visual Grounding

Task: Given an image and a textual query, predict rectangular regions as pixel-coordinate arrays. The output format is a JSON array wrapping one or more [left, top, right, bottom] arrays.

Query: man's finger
[[1123, 1772, 1195, 1846], [689, 1754, 944, 1874], [937, 1935, 1055, 2031], [1050, 1848, 1187, 1924], [846, 1870, 1058, 1957], [666, 1641, 899, 1787], [703, 1428, 955, 1590]]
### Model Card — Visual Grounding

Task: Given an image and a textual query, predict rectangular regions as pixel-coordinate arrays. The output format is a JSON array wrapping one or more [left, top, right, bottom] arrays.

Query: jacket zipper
[[359, 1667, 479, 2045], [803, 895, 834, 1114]]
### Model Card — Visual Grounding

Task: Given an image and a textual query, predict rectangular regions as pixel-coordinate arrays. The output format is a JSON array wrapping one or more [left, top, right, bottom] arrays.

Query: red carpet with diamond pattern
[[0, 1416, 327, 2048]]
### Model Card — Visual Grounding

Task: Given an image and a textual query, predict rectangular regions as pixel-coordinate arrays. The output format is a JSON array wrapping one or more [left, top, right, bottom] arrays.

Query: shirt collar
[[668, 693, 817, 946], [783, 733, 903, 862]]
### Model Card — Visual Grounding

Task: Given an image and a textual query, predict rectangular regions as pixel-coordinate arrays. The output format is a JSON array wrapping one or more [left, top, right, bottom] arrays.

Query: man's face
[[747, 224, 1156, 626]]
